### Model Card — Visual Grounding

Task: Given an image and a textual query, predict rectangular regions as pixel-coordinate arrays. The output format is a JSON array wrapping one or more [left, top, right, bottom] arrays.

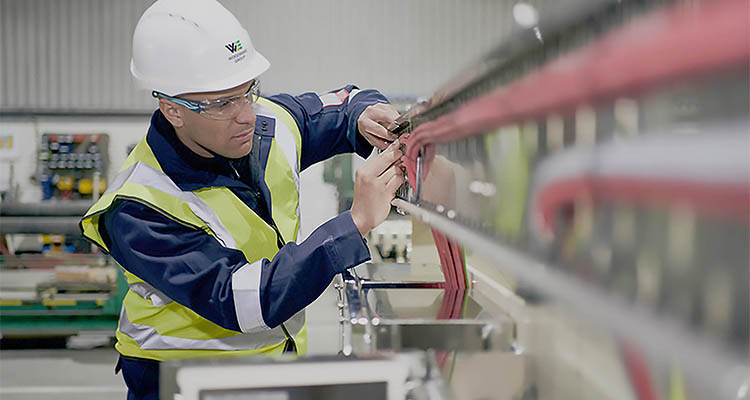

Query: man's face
[[174, 80, 257, 159]]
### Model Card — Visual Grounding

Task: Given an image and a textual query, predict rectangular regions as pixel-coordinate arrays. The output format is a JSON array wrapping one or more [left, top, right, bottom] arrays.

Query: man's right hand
[[350, 140, 405, 237]]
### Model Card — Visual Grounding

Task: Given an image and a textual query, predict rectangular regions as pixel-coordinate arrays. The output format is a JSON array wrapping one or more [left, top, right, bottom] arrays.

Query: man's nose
[[235, 101, 256, 125]]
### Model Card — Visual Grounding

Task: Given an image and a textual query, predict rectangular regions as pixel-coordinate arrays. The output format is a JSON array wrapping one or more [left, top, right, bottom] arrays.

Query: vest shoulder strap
[[256, 97, 302, 167]]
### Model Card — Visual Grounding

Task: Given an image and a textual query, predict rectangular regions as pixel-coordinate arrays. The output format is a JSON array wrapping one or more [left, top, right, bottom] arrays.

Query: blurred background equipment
[[37, 133, 108, 201], [1, 0, 748, 399], [0, 200, 126, 344], [160, 352, 449, 400], [378, 0, 749, 398]]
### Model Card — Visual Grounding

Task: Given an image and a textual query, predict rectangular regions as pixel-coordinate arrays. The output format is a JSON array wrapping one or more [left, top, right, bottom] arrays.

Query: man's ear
[[158, 99, 184, 128]]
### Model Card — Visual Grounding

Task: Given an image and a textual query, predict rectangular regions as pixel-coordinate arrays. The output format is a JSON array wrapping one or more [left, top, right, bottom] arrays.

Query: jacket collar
[[145, 110, 255, 192]]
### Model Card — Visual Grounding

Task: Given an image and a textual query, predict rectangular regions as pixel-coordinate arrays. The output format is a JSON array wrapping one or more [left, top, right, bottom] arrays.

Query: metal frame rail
[[393, 199, 748, 398], [392, 0, 678, 134], [390, 0, 749, 397]]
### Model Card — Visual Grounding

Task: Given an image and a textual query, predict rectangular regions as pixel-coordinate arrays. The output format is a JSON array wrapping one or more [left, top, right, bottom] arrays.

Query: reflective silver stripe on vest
[[106, 162, 238, 249], [129, 282, 173, 307], [119, 306, 305, 351], [232, 260, 268, 333], [107, 161, 306, 345]]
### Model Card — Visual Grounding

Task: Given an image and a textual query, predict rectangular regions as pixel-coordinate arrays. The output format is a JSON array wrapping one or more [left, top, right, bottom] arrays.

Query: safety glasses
[[152, 80, 260, 120]]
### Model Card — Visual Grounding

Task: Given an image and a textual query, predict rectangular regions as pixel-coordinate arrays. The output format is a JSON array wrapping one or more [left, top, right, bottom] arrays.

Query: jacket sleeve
[[267, 85, 389, 171], [100, 200, 370, 332]]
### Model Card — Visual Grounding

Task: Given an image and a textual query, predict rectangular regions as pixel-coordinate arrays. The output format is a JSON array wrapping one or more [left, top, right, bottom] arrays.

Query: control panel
[[37, 133, 109, 200]]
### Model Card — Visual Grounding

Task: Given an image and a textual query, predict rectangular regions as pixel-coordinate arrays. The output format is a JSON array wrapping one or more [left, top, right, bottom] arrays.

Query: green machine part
[[0, 268, 127, 337], [323, 153, 354, 213]]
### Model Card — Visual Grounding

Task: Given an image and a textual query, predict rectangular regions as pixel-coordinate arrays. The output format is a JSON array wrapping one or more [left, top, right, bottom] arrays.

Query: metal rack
[[0, 201, 126, 338], [388, 0, 749, 398], [393, 199, 748, 398]]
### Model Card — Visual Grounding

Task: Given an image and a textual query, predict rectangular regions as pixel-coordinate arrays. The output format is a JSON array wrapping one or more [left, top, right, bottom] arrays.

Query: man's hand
[[350, 140, 405, 237], [357, 103, 400, 150]]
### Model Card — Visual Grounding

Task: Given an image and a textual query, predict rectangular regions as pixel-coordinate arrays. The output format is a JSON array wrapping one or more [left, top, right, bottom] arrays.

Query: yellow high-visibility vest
[[80, 98, 307, 361]]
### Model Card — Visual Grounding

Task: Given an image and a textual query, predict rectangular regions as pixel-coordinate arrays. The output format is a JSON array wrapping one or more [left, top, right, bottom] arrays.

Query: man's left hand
[[357, 103, 400, 150]]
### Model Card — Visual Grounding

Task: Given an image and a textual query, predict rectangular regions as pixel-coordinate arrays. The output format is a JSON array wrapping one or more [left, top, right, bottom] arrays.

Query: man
[[79, 0, 404, 398]]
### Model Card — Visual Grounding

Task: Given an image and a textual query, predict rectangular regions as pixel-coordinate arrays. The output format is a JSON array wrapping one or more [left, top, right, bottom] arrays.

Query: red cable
[[536, 175, 750, 233], [621, 340, 660, 400], [432, 229, 456, 288], [437, 287, 457, 319], [402, 133, 468, 290], [405, 0, 749, 163], [448, 241, 466, 289]]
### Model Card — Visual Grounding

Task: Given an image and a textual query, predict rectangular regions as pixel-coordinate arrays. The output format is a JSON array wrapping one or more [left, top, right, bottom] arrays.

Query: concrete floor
[[0, 348, 126, 400], [0, 282, 341, 399]]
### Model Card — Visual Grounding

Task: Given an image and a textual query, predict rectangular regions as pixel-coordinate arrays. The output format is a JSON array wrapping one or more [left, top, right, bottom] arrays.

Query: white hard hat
[[130, 0, 269, 96]]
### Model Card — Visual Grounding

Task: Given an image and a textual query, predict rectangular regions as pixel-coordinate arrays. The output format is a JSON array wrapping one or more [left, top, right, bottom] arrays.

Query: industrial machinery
[[1, 131, 118, 340], [383, 0, 748, 398], [161, 352, 450, 400], [0, 201, 125, 341], [37, 133, 109, 201], [163, 0, 748, 398]]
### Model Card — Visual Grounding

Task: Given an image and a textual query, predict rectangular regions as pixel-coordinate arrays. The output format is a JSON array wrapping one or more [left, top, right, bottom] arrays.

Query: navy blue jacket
[[99, 86, 386, 331]]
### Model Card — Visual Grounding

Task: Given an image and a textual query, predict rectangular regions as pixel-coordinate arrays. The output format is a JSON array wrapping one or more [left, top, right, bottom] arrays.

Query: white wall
[[0, 115, 149, 203], [1, 0, 517, 112], [298, 163, 339, 240]]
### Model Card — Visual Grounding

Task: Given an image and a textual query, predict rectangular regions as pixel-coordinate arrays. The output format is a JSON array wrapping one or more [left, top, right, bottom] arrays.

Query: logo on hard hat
[[225, 40, 243, 54]]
